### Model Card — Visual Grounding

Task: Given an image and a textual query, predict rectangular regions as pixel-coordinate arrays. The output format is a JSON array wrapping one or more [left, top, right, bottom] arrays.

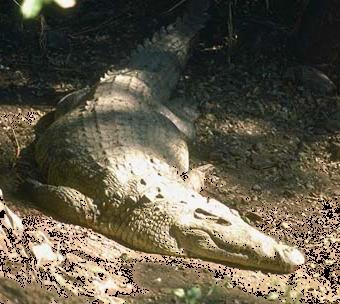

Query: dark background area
[[1, 0, 340, 88]]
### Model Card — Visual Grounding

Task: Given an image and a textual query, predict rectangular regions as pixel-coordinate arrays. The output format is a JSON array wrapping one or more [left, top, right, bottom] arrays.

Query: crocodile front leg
[[26, 177, 305, 273], [183, 164, 214, 192], [156, 103, 196, 141], [26, 179, 99, 226], [55, 86, 92, 118], [157, 97, 200, 141]]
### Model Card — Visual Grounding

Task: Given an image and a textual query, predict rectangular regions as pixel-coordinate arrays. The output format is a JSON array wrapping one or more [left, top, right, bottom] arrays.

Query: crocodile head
[[169, 196, 305, 273], [118, 178, 305, 274]]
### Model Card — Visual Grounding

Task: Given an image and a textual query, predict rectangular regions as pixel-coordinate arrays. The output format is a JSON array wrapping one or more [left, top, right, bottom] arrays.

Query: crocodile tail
[[165, 0, 211, 66], [133, 0, 210, 66], [121, 0, 210, 101]]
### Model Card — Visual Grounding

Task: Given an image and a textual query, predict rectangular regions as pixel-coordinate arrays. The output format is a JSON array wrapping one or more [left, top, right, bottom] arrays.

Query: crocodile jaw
[[170, 197, 305, 273]]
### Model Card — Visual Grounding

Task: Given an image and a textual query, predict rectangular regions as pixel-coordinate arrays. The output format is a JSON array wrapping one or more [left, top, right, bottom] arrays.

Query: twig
[[11, 0, 20, 7], [227, 0, 234, 65], [161, 0, 187, 15], [10, 125, 21, 159]]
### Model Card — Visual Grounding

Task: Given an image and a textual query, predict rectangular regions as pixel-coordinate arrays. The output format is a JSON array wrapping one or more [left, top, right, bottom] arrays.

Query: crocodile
[[26, 0, 305, 273]]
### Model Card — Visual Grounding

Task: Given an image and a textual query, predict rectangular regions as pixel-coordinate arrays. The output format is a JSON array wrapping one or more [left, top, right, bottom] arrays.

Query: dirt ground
[[0, 1, 339, 303]]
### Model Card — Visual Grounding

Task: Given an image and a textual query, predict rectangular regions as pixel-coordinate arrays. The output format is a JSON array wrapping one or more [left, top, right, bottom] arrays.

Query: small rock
[[284, 65, 336, 95], [245, 211, 263, 223], [252, 184, 262, 191], [281, 222, 290, 229], [305, 183, 315, 190], [310, 263, 317, 269], [334, 189, 340, 196], [31, 241, 64, 266]]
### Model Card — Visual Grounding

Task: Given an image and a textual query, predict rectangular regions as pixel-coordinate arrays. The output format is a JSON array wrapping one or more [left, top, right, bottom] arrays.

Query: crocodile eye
[[194, 208, 231, 226], [216, 218, 231, 225]]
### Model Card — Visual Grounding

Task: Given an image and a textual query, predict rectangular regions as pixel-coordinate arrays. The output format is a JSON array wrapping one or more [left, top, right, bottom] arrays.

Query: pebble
[[31, 241, 64, 266], [252, 184, 262, 191], [334, 189, 340, 196], [245, 211, 263, 223], [285, 65, 336, 95], [305, 183, 315, 190], [281, 222, 290, 229]]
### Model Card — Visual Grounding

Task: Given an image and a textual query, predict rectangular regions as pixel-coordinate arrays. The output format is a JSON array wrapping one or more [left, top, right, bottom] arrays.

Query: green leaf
[[173, 288, 186, 298], [54, 0, 76, 8], [21, 0, 44, 18], [21, 0, 76, 18], [186, 287, 202, 300]]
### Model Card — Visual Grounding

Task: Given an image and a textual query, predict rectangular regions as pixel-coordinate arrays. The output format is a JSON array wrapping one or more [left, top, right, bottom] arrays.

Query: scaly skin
[[28, 0, 305, 273]]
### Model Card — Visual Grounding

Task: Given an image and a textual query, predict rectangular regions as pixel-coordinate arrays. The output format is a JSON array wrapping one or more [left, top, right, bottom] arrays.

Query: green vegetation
[[21, 0, 75, 18], [173, 286, 202, 304]]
